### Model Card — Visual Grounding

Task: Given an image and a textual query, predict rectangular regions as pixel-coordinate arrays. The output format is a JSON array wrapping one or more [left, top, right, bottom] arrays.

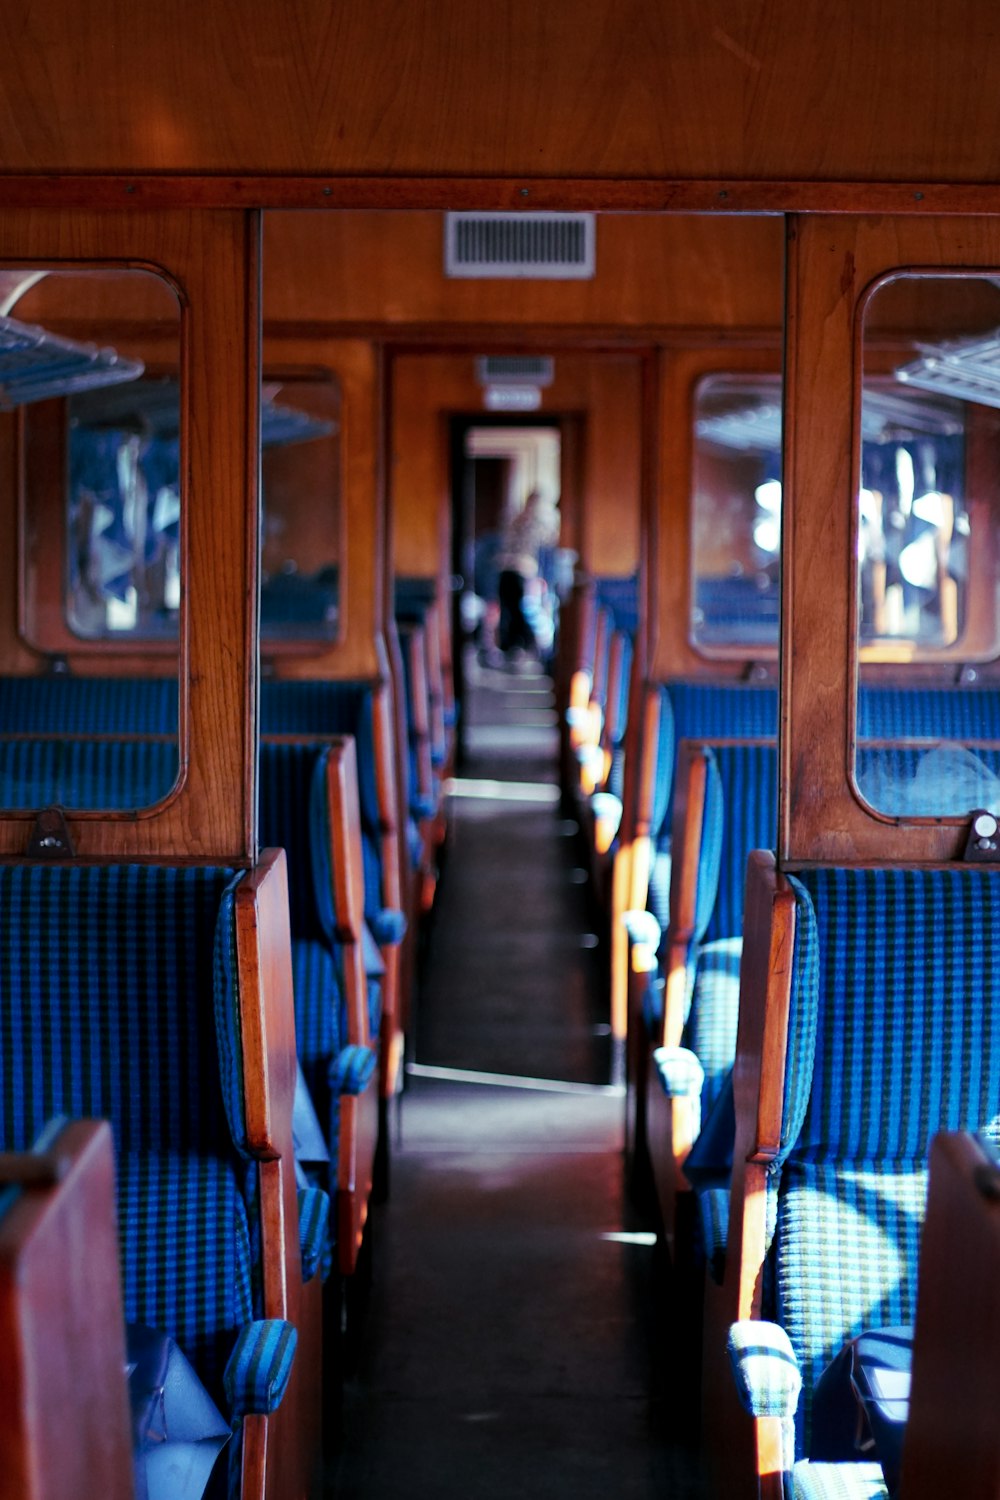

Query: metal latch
[[28, 807, 76, 859]]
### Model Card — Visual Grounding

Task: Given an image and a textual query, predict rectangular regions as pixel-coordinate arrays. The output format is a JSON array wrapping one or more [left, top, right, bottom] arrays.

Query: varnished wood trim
[[782, 214, 1000, 864], [0, 1120, 134, 1500], [661, 742, 709, 1049], [0, 209, 260, 861], [1, 175, 1000, 215], [901, 1132, 1000, 1499]]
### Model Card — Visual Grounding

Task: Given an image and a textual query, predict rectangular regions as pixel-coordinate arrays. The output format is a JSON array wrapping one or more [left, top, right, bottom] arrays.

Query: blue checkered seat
[[857, 684, 1000, 739], [641, 683, 778, 932], [0, 863, 308, 1497], [650, 744, 777, 1258], [729, 867, 1000, 1498], [0, 736, 176, 810], [259, 742, 378, 1186], [0, 674, 177, 733], [395, 622, 437, 834], [595, 574, 639, 639], [600, 629, 633, 797], [395, 577, 447, 775], [261, 682, 405, 955]]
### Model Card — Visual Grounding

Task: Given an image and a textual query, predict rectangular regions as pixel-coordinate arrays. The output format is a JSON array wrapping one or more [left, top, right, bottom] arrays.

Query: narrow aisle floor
[[334, 659, 706, 1499]]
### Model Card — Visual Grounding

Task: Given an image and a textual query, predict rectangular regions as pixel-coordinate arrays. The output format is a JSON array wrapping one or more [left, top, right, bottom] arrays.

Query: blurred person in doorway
[[497, 488, 560, 664]]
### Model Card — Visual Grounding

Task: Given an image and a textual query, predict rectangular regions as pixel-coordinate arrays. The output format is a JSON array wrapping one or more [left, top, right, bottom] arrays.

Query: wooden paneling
[[1, 1, 999, 189], [233, 847, 319, 1498], [265, 213, 784, 335], [701, 850, 796, 1500], [652, 345, 781, 680], [0, 1120, 134, 1500], [782, 215, 1000, 865], [0, 210, 259, 862], [902, 1132, 1000, 1499], [391, 350, 644, 579], [264, 337, 381, 679]]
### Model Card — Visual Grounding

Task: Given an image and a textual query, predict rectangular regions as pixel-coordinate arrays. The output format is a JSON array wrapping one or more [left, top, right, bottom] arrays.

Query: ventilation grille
[[446, 213, 595, 279], [476, 356, 554, 387]]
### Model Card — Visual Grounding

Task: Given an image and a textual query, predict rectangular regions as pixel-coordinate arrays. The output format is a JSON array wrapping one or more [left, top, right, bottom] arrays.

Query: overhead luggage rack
[[897, 329, 1000, 411], [71, 373, 334, 446], [0, 314, 144, 408]]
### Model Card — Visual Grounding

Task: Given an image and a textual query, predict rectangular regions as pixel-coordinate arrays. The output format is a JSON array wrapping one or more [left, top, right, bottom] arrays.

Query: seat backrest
[[857, 684, 1000, 739], [261, 681, 387, 922], [595, 573, 640, 638], [0, 675, 176, 734], [0, 863, 256, 1401], [770, 867, 1000, 1455], [656, 682, 778, 841], [672, 741, 777, 1112], [603, 630, 633, 802], [589, 606, 614, 710], [0, 736, 175, 811], [701, 742, 778, 946]]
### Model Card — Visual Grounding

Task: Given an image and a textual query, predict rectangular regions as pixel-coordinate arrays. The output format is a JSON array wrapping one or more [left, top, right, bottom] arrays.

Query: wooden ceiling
[[0, 0, 996, 192]]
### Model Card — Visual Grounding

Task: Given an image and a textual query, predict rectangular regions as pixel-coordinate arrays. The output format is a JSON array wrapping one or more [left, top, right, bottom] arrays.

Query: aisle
[[333, 659, 706, 1498]]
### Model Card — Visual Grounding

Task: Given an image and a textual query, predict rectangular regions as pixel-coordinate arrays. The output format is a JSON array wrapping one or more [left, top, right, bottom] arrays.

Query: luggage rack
[[0, 313, 145, 408]]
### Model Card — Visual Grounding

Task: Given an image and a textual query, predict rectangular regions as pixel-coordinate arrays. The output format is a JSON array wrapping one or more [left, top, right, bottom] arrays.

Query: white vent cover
[[445, 213, 595, 279], [475, 355, 554, 387]]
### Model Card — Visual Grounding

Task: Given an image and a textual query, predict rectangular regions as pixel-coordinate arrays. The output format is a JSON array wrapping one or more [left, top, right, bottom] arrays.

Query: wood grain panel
[[265, 213, 784, 334], [652, 345, 781, 680], [0, 1120, 134, 1500], [701, 850, 796, 1500], [391, 350, 644, 578], [1, 1, 1000, 186], [902, 1132, 1000, 1498], [233, 848, 318, 1499], [782, 214, 1000, 865], [0, 209, 259, 861], [263, 337, 381, 680], [324, 739, 377, 1276]]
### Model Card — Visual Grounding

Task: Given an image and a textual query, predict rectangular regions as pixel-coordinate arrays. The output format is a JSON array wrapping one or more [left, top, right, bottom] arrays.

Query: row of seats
[[596, 670, 1000, 1498], [394, 577, 456, 912], [0, 856, 315, 1499], [0, 608, 455, 1497]]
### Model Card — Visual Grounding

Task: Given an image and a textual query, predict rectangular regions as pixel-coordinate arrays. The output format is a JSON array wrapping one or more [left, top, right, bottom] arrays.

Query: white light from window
[[754, 478, 782, 514], [753, 517, 780, 554]]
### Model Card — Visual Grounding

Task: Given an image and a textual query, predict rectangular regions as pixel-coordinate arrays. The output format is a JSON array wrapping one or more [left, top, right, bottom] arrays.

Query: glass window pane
[[8, 267, 180, 812], [690, 374, 782, 652], [260, 375, 341, 643], [857, 274, 1000, 820]]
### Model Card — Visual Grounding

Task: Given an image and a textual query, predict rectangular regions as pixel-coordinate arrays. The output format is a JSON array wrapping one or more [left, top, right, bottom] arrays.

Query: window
[[690, 374, 782, 652]]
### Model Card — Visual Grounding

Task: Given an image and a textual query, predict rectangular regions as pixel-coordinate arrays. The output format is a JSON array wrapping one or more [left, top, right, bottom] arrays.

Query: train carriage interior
[[2, 8, 1000, 1500]]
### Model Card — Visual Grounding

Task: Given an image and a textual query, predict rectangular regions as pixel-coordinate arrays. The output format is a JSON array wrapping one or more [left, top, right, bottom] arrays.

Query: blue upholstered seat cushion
[[774, 1163, 926, 1454], [646, 848, 673, 930], [767, 866, 1000, 1460], [683, 937, 742, 1119], [595, 574, 639, 636], [261, 680, 389, 922], [0, 863, 240, 1155], [702, 743, 777, 945], [0, 674, 177, 733], [856, 684, 1000, 740], [784, 869, 1000, 1164], [0, 737, 176, 810], [790, 1463, 887, 1500], [118, 1150, 255, 1406]]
